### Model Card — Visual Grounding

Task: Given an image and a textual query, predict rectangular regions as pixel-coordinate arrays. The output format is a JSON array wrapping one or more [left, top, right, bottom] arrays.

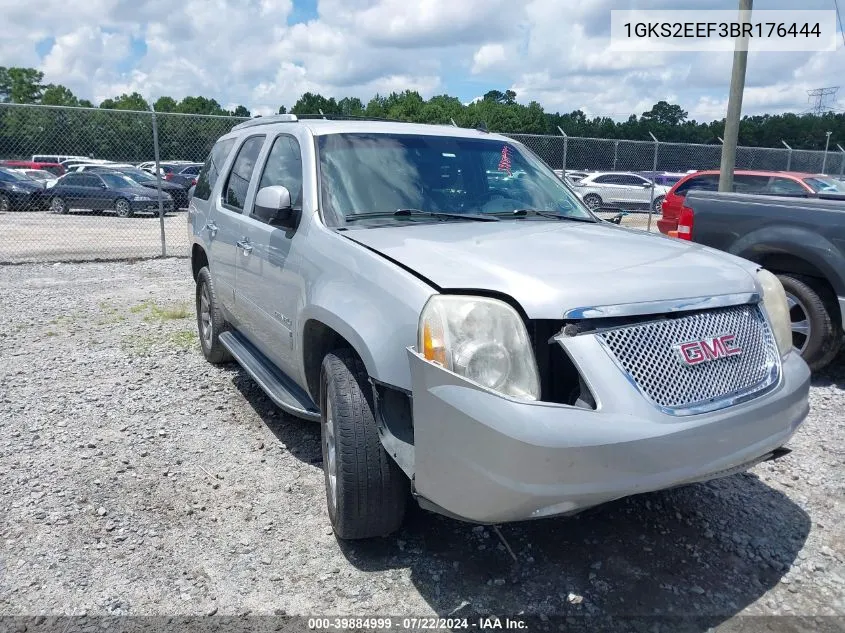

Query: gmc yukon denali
[[188, 115, 810, 540], [673, 190, 845, 371]]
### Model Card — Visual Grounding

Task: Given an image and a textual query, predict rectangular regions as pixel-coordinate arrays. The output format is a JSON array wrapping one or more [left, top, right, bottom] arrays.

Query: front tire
[[115, 198, 133, 218], [320, 349, 408, 539], [195, 267, 232, 364], [0, 194, 10, 213], [778, 273, 842, 371]]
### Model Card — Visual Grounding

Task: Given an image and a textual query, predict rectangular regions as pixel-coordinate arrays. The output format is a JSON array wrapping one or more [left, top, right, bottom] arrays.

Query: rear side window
[[194, 138, 237, 201], [732, 175, 771, 194], [181, 165, 201, 175], [674, 174, 719, 196], [223, 136, 266, 212], [43, 165, 63, 176]]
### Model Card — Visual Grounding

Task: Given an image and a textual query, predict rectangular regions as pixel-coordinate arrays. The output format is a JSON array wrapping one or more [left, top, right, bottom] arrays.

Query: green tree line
[[1, 66, 843, 164]]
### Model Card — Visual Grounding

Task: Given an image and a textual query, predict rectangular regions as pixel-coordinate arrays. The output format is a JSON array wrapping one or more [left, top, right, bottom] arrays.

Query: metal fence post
[[838, 145, 845, 178], [647, 132, 659, 232], [557, 126, 568, 176], [150, 105, 166, 257], [781, 140, 792, 170], [612, 140, 619, 171]]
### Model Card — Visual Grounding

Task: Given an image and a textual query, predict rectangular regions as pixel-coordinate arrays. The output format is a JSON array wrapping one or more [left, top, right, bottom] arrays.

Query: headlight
[[8, 184, 25, 193], [757, 269, 792, 357], [418, 295, 540, 400]]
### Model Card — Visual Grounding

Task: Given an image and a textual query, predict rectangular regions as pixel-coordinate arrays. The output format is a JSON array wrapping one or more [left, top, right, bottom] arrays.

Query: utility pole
[[719, 0, 753, 192]]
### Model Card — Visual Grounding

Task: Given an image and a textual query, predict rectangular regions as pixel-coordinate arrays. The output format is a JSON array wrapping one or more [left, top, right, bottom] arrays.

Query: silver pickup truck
[[188, 115, 810, 540]]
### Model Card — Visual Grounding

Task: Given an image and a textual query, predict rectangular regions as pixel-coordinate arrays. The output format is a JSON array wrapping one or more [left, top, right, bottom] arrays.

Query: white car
[[572, 171, 670, 212], [70, 162, 135, 173]]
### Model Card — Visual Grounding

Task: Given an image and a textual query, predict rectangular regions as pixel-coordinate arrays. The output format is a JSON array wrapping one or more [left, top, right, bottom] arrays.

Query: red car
[[657, 170, 845, 236], [0, 160, 66, 177]]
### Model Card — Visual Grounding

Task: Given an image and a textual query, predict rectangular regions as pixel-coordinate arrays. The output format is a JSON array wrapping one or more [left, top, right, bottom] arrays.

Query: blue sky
[[2, 0, 843, 121]]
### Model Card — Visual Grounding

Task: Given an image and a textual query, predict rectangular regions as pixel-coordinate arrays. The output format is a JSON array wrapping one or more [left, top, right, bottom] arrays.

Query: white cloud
[[1, 0, 842, 119]]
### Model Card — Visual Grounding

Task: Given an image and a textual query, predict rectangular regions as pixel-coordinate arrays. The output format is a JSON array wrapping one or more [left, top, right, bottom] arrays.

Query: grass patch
[[133, 299, 191, 321], [168, 330, 198, 350]]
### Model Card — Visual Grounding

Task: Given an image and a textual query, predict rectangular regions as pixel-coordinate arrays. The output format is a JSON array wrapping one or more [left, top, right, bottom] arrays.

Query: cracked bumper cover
[[406, 341, 810, 524]]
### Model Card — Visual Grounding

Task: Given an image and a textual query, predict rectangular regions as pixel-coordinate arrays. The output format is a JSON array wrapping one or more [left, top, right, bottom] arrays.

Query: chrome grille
[[597, 304, 779, 415]]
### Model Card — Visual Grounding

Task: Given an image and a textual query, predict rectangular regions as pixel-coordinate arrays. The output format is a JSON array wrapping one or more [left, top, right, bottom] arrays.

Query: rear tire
[[49, 196, 67, 214], [115, 198, 133, 218], [652, 195, 665, 213], [777, 273, 842, 371], [583, 194, 602, 209], [195, 267, 232, 364], [320, 349, 408, 539]]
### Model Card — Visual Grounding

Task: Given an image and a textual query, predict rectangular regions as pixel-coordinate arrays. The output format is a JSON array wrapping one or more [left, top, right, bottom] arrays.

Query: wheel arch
[[191, 243, 209, 281]]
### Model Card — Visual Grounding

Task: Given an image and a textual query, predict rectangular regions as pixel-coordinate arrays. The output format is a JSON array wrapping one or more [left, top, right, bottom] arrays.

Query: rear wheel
[[777, 273, 842, 371], [114, 198, 133, 218], [195, 267, 232, 364], [583, 194, 602, 209], [652, 195, 665, 213], [49, 196, 67, 214], [320, 349, 408, 539]]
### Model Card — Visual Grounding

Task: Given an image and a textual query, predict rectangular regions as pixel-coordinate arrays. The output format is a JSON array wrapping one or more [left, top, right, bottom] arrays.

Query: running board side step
[[219, 330, 320, 421]]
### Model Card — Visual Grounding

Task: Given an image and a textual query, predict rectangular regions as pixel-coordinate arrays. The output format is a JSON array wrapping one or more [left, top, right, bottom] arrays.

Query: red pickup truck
[[657, 170, 845, 236]]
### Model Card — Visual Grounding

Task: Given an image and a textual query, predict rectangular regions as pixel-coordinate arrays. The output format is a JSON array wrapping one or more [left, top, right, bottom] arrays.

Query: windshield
[[0, 168, 30, 182], [119, 169, 156, 183], [100, 173, 136, 189], [803, 176, 845, 193], [317, 133, 593, 224]]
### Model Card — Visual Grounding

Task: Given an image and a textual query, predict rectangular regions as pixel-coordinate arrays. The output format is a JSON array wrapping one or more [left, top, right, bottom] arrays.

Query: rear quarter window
[[674, 175, 719, 196], [194, 138, 237, 201]]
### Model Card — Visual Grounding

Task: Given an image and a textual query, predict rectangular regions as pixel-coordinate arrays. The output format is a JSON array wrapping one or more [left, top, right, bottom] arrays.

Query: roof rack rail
[[231, 113, 299, 130], [231, 112, 459, 131]]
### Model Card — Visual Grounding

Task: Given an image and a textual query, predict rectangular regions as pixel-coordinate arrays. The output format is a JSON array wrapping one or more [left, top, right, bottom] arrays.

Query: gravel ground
[[0, 258, 843, 627], [0, 211, 189, 263]]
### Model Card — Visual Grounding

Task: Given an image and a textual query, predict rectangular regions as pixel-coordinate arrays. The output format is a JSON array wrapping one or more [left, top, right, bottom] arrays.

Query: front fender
[[729, 224, 845, 296], [296, 227, 437, 390]]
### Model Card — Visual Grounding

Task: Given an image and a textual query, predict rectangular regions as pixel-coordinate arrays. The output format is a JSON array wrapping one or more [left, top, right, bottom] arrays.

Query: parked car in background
[[0, 167, 45, 211], [12, 169, 58, 187], [189, 114, 809, 540], [658, 170, 845, 235], [671, 190, 845, 371], [47, 171, 173, 217], [554, 169, 590, 183], [162, 162, 203, 187], [32, 154, 88, 165], [89, 166, 190, 209], [637, 171, 687, 187], [571, 171, 669, 212], [70, 162, 136, 173], [1, 160, 66, 176]]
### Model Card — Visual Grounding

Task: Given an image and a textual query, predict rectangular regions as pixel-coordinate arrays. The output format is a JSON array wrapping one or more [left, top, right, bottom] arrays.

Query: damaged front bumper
[[406, 343, 810, 524]]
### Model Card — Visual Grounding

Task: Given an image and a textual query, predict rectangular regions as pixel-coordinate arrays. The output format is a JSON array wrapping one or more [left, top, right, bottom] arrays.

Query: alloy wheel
[[786, 292, 812, 354]]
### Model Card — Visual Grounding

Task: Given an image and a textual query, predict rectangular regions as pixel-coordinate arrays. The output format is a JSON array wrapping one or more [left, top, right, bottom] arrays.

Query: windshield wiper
[[345, 209, 499, 223], [490, 209, 596, 222]]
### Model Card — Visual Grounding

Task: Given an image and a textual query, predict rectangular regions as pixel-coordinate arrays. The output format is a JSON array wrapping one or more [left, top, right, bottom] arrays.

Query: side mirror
[[254, 185, 295, 228]]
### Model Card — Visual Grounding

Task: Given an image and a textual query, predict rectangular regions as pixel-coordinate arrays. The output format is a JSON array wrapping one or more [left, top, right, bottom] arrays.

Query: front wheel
[[320, 349, 408, 539], [114, 198, 133, 218], [778, 273, 842, 371]]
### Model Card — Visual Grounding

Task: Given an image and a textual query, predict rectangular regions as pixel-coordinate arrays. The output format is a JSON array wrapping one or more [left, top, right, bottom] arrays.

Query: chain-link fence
[[0, 103, 247, 263], [509, 132, 845, 231], [1, 102, 843, 262]]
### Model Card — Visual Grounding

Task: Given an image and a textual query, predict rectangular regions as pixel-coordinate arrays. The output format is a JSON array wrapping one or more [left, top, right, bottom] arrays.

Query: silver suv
[[188, 115, 810, 540]]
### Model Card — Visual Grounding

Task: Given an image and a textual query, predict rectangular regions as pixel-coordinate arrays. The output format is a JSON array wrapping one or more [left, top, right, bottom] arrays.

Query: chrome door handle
[[236, 239, 253, 254], [203, 222, 218, 237]]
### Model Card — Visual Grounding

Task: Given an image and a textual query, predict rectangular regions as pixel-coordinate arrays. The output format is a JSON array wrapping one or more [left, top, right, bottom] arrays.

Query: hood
[[343, 220, 760, 319]]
